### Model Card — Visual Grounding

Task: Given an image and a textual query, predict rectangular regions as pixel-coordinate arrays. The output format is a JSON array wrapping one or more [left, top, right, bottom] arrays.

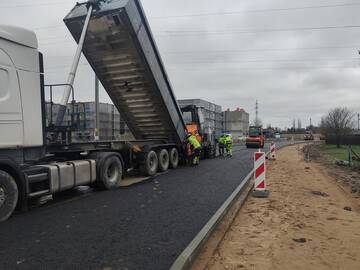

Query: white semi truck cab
[[0, 25, 44, 150], [0, 25, 101, 221], [0, 0, 188, 222]]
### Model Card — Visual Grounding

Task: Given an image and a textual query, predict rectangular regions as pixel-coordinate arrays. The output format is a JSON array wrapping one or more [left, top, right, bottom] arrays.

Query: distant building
[[177, 99, 223, 138], [46, 102, 132, 142], [223, 108, 250, 138]]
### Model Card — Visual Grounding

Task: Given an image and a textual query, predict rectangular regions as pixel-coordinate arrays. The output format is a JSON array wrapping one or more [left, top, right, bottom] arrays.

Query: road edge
[[170, 168, 254, 270], [170, 142, 307, 270]]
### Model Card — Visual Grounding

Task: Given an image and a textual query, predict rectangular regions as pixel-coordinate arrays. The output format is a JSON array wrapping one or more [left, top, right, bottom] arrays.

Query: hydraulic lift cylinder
[[55, 4, 93, 126]]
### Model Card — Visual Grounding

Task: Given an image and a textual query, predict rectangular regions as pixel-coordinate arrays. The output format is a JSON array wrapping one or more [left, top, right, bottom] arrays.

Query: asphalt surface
[[0, 141, 290, 270]]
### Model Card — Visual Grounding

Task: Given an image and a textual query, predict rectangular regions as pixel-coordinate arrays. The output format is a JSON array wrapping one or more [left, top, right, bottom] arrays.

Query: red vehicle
[[246, 126, 265, 148]]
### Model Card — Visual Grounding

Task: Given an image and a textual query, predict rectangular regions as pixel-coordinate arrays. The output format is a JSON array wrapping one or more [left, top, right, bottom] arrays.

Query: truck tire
[[140, 150, 158, 176], [0, 170, 18, 223], [158, 149, 169, 172], [91, 152, 123, 190], [169, 148, 179, 169]]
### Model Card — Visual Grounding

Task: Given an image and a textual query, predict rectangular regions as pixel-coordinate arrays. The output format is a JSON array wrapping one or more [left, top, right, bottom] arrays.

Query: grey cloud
[[1, 0, 360, 128]]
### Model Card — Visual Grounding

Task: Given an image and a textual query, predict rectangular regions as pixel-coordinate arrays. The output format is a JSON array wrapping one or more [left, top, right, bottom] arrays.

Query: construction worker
[[218, 134, 226, 157], [186, 133, 201, 165], [225, 133, 233, 157]]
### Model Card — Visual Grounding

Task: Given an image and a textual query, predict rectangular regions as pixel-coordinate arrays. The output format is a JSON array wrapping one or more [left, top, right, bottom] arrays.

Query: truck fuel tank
[[39, 160, 96, 193]]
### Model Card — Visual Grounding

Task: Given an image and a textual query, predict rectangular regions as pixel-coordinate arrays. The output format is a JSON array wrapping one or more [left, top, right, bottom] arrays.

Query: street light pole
[[358, 113, 360, 131], [95, 75, 100, 141]]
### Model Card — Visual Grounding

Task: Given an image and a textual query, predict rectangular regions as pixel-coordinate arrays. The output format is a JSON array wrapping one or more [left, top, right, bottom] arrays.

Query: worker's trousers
[[226, 143, 233, 157], [219, 143, 225, 156], [193, 148, 201, 165]]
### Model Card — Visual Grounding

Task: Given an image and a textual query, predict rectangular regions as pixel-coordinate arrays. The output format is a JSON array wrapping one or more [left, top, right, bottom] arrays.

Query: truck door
[[0, 49, 23, 149]]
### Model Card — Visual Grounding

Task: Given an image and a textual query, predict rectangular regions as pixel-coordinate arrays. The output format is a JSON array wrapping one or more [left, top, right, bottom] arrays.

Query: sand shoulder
[[204, 145, 360, 270]]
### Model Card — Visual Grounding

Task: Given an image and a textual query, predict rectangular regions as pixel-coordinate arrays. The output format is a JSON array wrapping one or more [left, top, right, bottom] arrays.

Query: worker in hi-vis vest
[[218, 134, 226, 157], [186, 133, 201, 165], [225, 133, 233, 157]]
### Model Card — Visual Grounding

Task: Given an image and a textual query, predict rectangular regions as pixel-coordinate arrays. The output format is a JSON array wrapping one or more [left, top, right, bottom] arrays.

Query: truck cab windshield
[[182, 111, 193, 124], [249, 129, 261, 137]]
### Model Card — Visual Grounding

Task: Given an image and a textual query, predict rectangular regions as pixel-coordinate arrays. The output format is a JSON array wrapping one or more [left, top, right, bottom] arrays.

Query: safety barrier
[[252, 151, 269, 198], [269, 142, 276, 160]]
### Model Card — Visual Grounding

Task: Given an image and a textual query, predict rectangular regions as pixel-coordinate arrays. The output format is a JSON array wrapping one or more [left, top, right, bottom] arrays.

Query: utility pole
[[95, 75, 100, 141], [358, 113, 360, 131], [255, 100, 259, 126]]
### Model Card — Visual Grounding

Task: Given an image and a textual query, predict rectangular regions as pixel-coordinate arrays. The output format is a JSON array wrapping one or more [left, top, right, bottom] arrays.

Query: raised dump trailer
[[63, 0, 186, 143], [0, 0, 190, 222]]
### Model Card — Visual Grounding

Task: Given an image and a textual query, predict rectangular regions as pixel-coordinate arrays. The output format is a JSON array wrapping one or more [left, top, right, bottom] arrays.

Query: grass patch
[[319, 144, 360, 165]]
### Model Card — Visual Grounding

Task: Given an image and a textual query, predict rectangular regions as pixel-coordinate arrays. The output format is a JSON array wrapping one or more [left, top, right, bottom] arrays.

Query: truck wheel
[[169, 148, 179, 169], [0, 170, 18, 222], [91, 152, 124, 190], [158, 149, 169, 172], [140, 150, 158, 176]]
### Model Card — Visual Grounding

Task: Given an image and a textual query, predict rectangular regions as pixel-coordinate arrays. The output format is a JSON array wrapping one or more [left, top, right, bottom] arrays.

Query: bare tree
[[321, 107, 354, 148]]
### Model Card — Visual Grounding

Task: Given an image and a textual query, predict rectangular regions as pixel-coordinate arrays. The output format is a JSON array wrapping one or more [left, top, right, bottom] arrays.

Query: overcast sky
[[1, 0, 360, 129]]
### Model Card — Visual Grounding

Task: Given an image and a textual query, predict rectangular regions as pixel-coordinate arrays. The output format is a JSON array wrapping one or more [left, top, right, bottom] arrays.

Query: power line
[[164, 45, 360, 54], [151, 2, 360, 19], [44, 58, 360, 64], [167, 65, 360, 70], [0, 2, 70, 8], [41, 45, 360, 57], [158, 25, 360, 37], [20, 2, 360, 30], [36, 24, 360, 43], [45, 64, 359, 72], [35, 22, 360, 33], [2, 1, 359, 11], [166, 58, 360, 64]]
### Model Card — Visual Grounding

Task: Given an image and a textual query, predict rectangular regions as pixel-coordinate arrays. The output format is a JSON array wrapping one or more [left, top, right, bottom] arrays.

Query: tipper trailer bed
[[64, 0, 186, 143], [0, 0, 189, 222]]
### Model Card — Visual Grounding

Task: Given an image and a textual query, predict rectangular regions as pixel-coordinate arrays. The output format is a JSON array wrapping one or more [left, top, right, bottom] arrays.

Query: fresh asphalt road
[[0, 141, 290, 270]]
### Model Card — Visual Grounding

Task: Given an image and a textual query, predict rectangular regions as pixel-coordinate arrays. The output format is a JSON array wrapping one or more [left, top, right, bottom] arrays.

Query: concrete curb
[[170, 141, 309, 270], [170, 169, 255, 270]]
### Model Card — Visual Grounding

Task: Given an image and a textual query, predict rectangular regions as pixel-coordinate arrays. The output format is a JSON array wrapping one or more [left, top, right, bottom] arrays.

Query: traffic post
[[252, 151, 269, 198], [269, 142, 276, 160]]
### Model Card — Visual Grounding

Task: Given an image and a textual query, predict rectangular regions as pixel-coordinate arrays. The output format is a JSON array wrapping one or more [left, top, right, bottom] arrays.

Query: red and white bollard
[[252, 151, 269, 198], [269, 142, 276, 160]]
